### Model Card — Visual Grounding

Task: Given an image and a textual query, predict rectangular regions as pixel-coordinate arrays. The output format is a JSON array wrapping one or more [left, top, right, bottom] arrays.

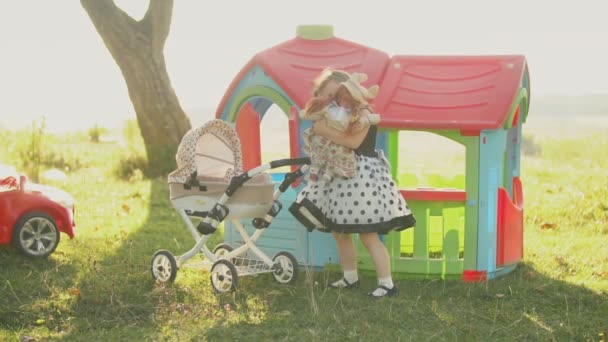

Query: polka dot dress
[[289, 153, 416, 234]]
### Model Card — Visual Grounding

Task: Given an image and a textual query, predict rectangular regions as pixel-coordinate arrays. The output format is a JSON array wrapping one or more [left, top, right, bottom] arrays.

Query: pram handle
[[224, 157, 310, 196], [269, 157, 311, 169]]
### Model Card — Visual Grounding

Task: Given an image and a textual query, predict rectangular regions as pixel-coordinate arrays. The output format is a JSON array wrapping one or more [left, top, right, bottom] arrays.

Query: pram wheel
[[272, 251, 298, 285], [210, 259, 238, 294], [212, 243, 234, 259], [151, 250, 178, 283]]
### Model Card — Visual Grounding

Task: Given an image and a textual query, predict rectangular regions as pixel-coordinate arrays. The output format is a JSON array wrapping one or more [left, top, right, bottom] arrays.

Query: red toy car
[[0, 166, 75, 258]]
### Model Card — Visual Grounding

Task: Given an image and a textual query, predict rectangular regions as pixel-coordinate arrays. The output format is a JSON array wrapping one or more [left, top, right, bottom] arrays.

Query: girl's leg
[[330, 232, 359, 287], [359, 233, 390, 278], [359, 233, 397, 296]]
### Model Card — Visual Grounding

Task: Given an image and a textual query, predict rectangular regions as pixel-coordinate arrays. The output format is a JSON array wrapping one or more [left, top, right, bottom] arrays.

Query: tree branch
[[142, 0, 174, 55], [81, 0, 142, 57]]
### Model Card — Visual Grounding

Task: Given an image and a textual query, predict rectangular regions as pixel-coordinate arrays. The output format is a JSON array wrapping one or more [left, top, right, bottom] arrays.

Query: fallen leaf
[[122, 203, 130, 213], [495, 293, 505, 298], [554, 256, 568, 266], [593, 271, 608, 278], [431, 300, 438, 311], [540, 222, 557, 230], [68, 288, 81, 296], [277, 310, 292, 317]]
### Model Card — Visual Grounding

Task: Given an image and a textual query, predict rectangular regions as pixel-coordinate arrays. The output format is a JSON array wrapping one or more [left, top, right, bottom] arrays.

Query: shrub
[[88, 124, 108, 143], [42, 148, 83, 172], [113, 120, 149, 180], [15, 117, 47, 182], [112, 119, 178, 179], [114, 152, 148, 180]]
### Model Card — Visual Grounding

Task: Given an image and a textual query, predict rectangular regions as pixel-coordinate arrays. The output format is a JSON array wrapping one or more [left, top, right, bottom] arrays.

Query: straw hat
[[339, 72, 379, 105]]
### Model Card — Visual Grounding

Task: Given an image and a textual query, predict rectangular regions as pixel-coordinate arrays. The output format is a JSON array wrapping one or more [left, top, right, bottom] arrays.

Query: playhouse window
[[395, 131, 465, 190]]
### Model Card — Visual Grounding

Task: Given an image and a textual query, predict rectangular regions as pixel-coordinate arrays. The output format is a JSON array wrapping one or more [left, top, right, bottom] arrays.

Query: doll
[[301, 72, 380, 182]]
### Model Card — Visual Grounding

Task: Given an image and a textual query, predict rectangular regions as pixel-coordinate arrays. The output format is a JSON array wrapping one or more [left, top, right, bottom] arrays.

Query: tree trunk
[[81, 0, 191, 173]]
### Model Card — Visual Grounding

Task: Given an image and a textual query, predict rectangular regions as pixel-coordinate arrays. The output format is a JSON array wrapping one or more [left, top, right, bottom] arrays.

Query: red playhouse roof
[[373, 55, 527, 132], [217, 27, 527, 133], [216, 33, 389, 114]]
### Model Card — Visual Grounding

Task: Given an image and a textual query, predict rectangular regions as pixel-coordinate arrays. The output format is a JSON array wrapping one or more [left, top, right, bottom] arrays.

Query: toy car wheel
[[210, 259, 238, 294], [12, 212, 60, 258], [151, 250, 178, 283], [272, 251, 298, 285], [212, 243, 234, 259]]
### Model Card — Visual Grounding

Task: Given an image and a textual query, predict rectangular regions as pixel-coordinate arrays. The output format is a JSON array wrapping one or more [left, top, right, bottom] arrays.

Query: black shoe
[[328, 278, 360, 289], [368, 285, 399, 298]]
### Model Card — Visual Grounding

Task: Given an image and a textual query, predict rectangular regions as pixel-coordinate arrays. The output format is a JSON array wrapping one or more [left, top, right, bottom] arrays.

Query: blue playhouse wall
[[223, 175, 340, 267], [477, 129, 507, 278]]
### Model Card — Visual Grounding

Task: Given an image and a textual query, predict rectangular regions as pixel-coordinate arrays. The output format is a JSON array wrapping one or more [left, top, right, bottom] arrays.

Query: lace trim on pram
[[168, 119, 243, 184]]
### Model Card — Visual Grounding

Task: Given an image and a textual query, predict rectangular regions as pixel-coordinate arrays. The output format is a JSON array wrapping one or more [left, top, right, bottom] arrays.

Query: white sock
[[344, 270, 359, 284], [331, 270, 358, 287], [372, 277, 394, 296]]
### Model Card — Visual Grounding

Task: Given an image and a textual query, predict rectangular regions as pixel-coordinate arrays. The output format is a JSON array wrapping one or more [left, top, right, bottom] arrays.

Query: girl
[[289, 69, 416, 298]]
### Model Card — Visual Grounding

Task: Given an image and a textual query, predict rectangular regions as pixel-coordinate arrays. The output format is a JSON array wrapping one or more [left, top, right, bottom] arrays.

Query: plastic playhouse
[[215, 25, 530, 281]]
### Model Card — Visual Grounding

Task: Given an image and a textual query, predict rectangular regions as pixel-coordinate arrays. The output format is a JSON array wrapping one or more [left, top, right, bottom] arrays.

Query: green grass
[[1, 119, 607, 341]]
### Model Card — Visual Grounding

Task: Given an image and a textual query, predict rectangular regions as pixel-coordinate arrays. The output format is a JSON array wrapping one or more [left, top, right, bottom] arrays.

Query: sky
[[1, 0, 607, 132]]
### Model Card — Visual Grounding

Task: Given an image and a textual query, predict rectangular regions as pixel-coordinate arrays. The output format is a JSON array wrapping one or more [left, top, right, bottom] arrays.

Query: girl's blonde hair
[[312, 68, 350, 96]]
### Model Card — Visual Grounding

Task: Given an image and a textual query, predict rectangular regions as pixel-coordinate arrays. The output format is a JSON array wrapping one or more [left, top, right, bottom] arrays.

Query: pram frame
[[151, 157, 310, 293]]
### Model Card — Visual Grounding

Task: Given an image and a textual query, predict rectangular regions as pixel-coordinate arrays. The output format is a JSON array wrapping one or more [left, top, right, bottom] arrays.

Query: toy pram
[[150, 119, 310, 293]]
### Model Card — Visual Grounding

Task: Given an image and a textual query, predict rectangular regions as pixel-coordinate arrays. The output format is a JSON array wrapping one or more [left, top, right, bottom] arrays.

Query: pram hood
[[168, 119, 243, 184]]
